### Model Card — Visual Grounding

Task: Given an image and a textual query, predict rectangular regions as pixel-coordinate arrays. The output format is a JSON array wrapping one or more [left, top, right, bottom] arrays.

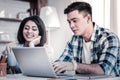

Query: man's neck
[[83, 22, 94, 42]]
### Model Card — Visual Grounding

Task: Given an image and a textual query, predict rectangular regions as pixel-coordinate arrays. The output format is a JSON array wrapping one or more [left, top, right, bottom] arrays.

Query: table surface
[[0, 74, 120, 80]]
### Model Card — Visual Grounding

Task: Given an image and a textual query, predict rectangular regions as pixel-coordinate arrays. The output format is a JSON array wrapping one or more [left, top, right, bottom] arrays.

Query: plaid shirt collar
[[90, 22, 100, 42]]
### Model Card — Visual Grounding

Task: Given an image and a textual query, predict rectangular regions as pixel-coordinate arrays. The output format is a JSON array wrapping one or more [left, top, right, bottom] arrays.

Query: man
[[53, 2, 120, 77]]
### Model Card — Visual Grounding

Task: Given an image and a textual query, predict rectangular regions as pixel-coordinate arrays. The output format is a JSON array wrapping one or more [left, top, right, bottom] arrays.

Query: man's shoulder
[[97, 27, 117, 37], [94, 26, 119, 44]]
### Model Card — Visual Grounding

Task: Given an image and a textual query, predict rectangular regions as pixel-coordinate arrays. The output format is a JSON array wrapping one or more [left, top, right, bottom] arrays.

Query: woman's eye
[[32, 28, 37, 31], [24, 27, 29, 30], [32, 26, 38, 31]]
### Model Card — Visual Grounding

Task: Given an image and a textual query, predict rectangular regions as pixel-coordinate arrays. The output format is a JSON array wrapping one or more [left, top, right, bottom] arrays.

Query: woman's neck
[[24, 41, 30, 47]]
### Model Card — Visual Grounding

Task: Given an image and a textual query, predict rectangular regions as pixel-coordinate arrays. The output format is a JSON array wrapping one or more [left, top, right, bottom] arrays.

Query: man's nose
[[70, 22, 75, 28]]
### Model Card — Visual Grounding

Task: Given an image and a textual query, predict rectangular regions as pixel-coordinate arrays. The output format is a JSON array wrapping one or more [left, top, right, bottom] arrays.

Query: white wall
[[48, 0, 73, 59], [0, 0, 119, 60], [0, 0, 29, 53], [70, 0, 110, 28], [48, 0, 120, 59], [108, 0, 120, 37], [117, 0, 120, 38], [47, 0, 111, 59], [0, 0, 29, 41], [0, 0, 72, 59]]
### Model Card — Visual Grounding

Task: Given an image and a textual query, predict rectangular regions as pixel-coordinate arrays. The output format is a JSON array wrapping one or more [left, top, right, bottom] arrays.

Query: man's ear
[[87, 14, 92, 23]]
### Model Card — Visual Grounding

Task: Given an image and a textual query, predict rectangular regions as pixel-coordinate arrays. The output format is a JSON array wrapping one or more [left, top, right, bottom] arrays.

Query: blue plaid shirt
[[58, 23, 120, 76]]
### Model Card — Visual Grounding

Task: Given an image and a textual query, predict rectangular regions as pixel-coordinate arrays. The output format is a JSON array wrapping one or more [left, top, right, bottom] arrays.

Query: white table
[[0, 74, 120, 80]]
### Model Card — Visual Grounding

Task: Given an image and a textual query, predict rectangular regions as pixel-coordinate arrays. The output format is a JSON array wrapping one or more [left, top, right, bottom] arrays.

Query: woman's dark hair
[[17, 15, 47, 46], [64, 2, 92, 17]]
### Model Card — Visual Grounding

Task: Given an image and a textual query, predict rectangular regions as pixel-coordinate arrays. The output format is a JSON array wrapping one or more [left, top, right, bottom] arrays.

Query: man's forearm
[[76, 63, 104, 74]]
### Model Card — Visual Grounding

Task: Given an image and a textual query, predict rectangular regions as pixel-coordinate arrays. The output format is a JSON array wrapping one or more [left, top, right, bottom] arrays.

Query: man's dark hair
[[64, 2, 92, 17], [17, 15, 47, 46]]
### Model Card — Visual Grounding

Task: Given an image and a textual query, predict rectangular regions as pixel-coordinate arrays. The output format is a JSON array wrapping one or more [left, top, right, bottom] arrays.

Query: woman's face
[[23, 20, 39, 42]]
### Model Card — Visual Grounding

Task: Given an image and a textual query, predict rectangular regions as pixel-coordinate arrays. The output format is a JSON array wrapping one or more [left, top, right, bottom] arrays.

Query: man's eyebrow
[[67, 18, 78, 21]]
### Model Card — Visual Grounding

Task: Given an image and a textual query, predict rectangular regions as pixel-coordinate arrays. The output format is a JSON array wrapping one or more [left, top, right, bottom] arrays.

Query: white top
[[83, 40, 92, 64]]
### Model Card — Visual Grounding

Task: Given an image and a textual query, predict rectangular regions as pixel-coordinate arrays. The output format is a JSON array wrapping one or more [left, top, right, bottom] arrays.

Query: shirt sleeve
[[98, 34, 120, 75], [56, 41, 74, 62]]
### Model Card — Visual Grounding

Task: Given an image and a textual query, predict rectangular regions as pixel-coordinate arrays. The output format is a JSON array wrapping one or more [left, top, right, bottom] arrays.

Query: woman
[[4, 16, 53, 74], [17, 15, 46, 47]]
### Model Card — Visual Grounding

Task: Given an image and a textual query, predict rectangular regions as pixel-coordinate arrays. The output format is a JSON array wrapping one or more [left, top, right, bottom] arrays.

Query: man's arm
[[53, 61, 104, 74], [76, 63, 104, 74]]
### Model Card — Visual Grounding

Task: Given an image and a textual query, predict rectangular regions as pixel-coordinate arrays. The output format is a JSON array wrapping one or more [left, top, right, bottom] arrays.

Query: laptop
[[12, 47, 73, 78], [12, 47, 109, 79]]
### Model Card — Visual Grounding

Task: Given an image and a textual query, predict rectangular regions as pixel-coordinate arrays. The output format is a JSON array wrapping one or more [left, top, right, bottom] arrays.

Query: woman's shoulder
[[7, 41, 24, 48], [7, 41, 18, 47]]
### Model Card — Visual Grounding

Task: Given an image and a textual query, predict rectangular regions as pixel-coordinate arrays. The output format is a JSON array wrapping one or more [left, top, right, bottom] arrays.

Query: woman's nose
[[27, 29, 32, 33]]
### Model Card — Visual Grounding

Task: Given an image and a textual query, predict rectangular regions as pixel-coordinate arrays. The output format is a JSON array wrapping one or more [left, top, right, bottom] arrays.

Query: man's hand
[[29, 36, 41, 47], [52, 62, 74, 74]]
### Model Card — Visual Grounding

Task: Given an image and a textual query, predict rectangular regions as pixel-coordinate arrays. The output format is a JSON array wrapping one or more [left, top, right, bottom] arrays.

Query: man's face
[[67, 10, 89, 36]]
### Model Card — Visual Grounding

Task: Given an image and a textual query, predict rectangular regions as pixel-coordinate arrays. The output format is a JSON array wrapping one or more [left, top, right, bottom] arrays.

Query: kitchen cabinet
[[18, 0, 47, 16], [0, 18, 21, 22]]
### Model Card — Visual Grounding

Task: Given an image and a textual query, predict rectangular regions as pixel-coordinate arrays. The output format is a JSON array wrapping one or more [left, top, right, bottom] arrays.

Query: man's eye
[[73, 20, 77, 23], [67, 21, 71, 24]]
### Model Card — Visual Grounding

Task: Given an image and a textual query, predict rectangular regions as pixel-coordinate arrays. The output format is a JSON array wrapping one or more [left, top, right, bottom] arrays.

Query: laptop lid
[[12, 47, 108, 79], [12, 47, 57, 78]]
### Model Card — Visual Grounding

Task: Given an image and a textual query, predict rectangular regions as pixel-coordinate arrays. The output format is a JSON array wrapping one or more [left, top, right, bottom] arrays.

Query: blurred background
[[0, 0, 120, 60]]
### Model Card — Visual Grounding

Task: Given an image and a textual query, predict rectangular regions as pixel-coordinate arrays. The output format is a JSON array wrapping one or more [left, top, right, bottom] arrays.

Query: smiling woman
[[1, 15, 54, 74], [17, 16, 46, 47], [22, 20, 40, 47]]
